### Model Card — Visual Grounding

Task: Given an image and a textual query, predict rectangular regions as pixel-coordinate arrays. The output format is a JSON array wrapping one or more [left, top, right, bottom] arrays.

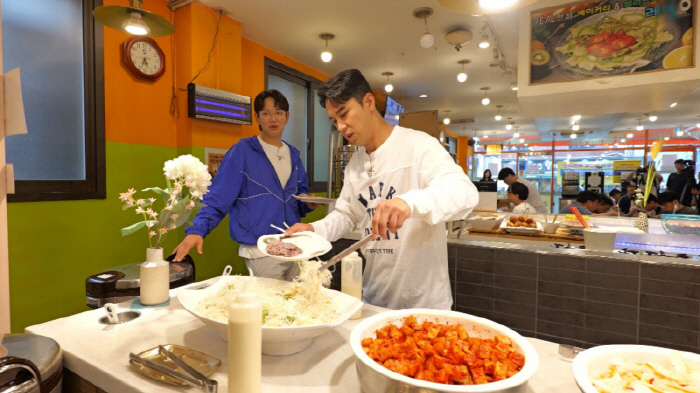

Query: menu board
[[613, 159, 642, 182], [530, 0, 694, 84]]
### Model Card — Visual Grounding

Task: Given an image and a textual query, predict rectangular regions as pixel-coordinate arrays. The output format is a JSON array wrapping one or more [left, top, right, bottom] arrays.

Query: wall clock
[[122, 36, 165, 80]]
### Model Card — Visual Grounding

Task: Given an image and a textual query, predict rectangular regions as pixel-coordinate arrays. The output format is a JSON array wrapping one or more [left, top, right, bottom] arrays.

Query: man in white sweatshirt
[[285, 69, 478, 310]]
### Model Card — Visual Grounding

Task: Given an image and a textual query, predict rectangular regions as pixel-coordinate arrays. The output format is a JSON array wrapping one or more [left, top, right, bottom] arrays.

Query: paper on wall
[[3, 68, 28, 136]]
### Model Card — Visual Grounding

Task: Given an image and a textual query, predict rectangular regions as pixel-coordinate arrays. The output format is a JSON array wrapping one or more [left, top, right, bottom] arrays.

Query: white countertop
[[26, 285, 580, 393]]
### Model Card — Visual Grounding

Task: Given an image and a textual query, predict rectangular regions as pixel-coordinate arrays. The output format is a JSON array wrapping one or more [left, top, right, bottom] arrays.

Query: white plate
[[291, 194, 336, 205], [466, 217, 504, 231], [257, 231, 332, 261], [572, 344, 700, 393], [500, 220, 544, 235]]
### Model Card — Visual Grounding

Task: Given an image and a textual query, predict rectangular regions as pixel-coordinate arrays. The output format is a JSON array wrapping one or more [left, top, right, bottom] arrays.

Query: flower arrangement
[[119, 155, 212, 249]]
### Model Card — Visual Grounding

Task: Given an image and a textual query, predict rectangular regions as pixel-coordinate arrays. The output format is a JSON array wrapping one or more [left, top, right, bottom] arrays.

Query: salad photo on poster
[[530, 0, 694, 84]]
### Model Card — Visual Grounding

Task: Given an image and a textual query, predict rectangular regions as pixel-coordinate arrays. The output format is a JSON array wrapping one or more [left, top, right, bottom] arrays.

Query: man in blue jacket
[[173, 90, 317, 280]]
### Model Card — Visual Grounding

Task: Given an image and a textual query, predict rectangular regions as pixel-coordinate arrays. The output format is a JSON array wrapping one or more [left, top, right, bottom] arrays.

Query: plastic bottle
[[341, 251, 363, 320], [227, 285, 262, 393]]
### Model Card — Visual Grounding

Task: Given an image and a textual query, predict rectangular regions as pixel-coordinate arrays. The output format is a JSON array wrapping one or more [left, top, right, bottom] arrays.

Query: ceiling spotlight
[[457, 60, 470, 83], [489, 48, 502, 67], [648, 112, 658, 122], [93, 0, 174, 37], [670, 102, 678, 107], [572, 115, 581, 121], [676, 127, 684, 137], [382, 71, 394, 93], [570, 132, 577, 139], [627, 133, 634, 138], [480, 87, 490, 105], [636, 119, 643, 131], [419, 94, 427, 98], [505, 118, 513, 130], [572, 122, 580, 131], [443, 110, 451, 125], [621, 138, 626, 143], [495, 105, 503, 121], [478, 22, 490, 49], [414, 7, 435, 48], [319, 33, 335, 62], [510, 81, 518, 91]]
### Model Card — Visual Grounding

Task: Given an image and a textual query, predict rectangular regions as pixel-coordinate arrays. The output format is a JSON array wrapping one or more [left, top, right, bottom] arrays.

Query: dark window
[[2, 0, 105, 202]]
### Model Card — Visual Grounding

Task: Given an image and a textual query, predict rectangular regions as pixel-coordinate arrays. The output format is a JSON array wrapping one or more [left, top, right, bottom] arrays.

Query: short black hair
[[645, 193, 658, 204], [609, 189, 622, 197], [598, 194, 614, 207], [576, 190, 600, 204], [498, 168, 516, 180], [675, 159, 686, 165], [317, 69, 373, 109], [658, 191, 681, 205], [253, 90, 289, 114], [508, 182, 529, 201]]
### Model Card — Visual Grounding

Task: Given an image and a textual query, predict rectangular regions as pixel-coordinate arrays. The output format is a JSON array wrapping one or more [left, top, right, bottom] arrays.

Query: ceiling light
[[414, 7, 435, 48], [480, 87, 490, 105], [635, 119, 643, 131], [570, 133, 577, 139], [457, 60, 470, 83], [382, 71, 394, 93], [478, 36, 491, 48], [648, 112, 658, 122], [670, 102, 677, 107], [419, 94, 427, 98], [93, 0, 174, 37], [677, 127, 684, 137], [478, 0, 518, 10], [505, 118, 513, 130], [319, 33, 335, 62], [664, 136, 670, 140], [510, 81, 518, 91], [443, 110, 451, 125], [519, 138, 524, 143], [621, 138, 626, 143], [489, 48, 502, 67], [572, 115, 581, 121], [572, 122, 580, 131], [495, 105, 503, 121]]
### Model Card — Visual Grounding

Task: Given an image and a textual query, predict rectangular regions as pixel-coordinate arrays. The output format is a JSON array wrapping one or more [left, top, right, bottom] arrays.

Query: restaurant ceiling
[[197, 0, 700, 143]]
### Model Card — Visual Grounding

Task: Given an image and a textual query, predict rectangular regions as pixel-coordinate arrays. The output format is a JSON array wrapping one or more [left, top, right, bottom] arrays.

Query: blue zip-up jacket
[[186, 137, 313, 245]]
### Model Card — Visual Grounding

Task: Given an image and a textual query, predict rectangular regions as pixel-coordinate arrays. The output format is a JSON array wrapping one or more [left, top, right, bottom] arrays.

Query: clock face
[[129, 41, 162, 76]]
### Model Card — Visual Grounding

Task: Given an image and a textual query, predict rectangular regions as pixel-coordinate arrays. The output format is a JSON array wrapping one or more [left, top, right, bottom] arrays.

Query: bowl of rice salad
[[178, 262, 363, 356]]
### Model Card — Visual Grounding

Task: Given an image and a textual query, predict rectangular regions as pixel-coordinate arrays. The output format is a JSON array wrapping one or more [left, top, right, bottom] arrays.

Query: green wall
[[8, 141, 327, 333]]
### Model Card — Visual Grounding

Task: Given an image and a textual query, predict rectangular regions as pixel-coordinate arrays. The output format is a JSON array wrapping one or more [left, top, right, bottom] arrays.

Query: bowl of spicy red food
[[349, 309, 539, 393]]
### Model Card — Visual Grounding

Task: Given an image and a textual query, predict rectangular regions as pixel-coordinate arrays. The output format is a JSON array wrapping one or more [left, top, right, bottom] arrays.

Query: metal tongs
[[129, 346, 218, 392], [319, 234, 375, 272]]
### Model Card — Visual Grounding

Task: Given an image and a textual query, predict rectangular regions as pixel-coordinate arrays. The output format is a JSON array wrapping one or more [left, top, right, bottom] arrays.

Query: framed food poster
[[530, 0, 694, 84]]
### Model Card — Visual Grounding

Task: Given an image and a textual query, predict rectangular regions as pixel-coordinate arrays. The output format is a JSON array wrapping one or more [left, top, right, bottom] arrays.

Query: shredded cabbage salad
[[592, 352, 700, 393], [196, 261, 337, 327]]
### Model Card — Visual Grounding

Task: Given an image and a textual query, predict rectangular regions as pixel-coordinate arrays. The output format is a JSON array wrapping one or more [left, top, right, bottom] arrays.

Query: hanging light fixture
[[670, 102, 678, 107], [443, 110, 451, 125], [495, 105, 503, 121], [572, 115, 581, 121], [627, 133, 634, 138], [510, 81, 518, 91], [572, 121, 580, 131], [636, 119, 643, 131], [505, 118, 513, 130], [413, 7, 435, 48], [647, 112, 658, 122], [93, 0, 175, 37], [456, 60, 470, 83], [676, 126, 684, 137], [480, 87, 490, 105], [319, 33, 335, 62], [621, 138, 626, 143], [570, 132, 577, 139], [382, 71, 394, 93], [664, 136, 670, 140], [696, 117, 700, 128], [478, 22, 490, 48], [513, 126, 520, 138]]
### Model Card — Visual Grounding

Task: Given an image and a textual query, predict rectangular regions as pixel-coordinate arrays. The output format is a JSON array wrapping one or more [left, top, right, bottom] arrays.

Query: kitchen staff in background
[[480, 169, 494, 182], [497, 168, 548, 214], [172, 90, 318, 281], [285, 69, 478, 310]]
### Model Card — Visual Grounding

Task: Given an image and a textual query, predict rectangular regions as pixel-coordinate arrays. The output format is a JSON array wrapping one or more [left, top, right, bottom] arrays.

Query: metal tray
[[129, 344, 221, 386]]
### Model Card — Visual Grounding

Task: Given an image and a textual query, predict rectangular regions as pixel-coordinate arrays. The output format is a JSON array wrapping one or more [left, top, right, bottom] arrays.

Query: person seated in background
[[596, 194, 615, 214], [609, 189, 622, 205], [480, 169, 495, 182], [617, 186, 635, 214], [497, 168, 547, 214], [626, 193, 662, 218], [507, 182, 535, 214], [658, 191, 696, 215], [559, 190, 600, 215]]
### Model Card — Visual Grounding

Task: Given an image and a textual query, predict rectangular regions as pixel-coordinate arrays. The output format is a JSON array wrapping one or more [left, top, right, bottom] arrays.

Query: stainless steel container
[[333, 145, 360, 198], [0, 334, 63, 393]]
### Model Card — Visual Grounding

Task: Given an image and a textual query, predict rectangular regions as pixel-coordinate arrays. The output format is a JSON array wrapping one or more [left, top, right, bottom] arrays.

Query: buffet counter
[[25, 288, 578, 393]]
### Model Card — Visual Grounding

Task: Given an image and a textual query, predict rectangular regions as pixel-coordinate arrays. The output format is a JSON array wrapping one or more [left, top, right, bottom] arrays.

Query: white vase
[[140, 247, 170, 305]]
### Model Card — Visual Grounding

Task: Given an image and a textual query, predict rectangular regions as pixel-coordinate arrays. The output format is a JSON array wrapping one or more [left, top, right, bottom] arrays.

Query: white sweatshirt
[[312, 126, 479, 310]]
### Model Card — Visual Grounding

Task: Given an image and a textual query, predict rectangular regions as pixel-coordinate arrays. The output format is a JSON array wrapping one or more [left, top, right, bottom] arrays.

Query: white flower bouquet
[[119, 154, 212, 248]]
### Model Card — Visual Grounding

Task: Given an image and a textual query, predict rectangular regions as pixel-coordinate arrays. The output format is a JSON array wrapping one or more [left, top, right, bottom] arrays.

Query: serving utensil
[[569, 207, 590, 229], [129, 353, 205, 389], [158, 345, 218, 392], [319, 234, 374, 272]]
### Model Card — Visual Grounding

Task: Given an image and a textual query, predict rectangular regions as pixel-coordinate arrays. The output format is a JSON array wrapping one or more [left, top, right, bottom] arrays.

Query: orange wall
[[103, 0, 329, 150]]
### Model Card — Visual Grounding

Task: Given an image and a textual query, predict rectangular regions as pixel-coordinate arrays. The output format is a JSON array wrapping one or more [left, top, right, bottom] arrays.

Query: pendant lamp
[[93, 0, 175, 37]]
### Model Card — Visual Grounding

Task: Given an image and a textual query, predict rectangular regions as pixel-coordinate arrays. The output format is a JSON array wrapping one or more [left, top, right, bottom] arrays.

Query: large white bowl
[[349, 309, 539, 393], [466, 217, 504, 231], [572, 344, 700, 393], [178, 275, 363, 356]]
